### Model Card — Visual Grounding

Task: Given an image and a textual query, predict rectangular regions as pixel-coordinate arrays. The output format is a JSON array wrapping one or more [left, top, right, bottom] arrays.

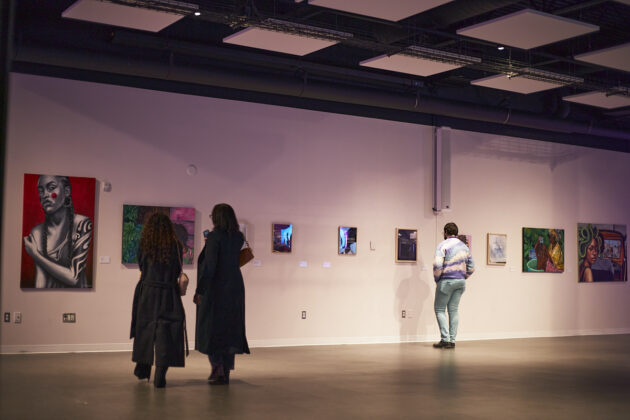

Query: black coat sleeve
[[196, 234, 218, 295]]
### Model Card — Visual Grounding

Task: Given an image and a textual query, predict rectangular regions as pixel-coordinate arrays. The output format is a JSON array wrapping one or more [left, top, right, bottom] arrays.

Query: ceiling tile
[[308, 0, 453, 22], [563, 91, 630, 109], [223, 27, 338, 56], [574, 43, 630, 72], [457, 9, 598, 50], [471, 74, 563, 94], [360, 54, 464, 77], [62, 0, 184, 32]]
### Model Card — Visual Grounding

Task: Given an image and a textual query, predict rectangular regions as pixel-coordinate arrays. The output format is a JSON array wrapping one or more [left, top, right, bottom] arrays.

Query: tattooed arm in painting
[[24, 215, 93, 288]]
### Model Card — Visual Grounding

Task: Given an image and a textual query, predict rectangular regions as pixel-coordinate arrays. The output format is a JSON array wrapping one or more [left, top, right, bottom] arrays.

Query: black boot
[[134, 363, 151, 381], [154, 366, 168, 388]]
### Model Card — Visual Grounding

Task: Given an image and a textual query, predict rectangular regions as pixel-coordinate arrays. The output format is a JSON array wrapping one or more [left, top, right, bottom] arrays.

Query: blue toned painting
[[339, 226, 357, 255], [273, 223, 293, 253]]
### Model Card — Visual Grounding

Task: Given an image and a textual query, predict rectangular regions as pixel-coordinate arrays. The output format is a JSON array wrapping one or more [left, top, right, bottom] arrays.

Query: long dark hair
[[140, 212, 181, 263], [211, 203, 239, 234]]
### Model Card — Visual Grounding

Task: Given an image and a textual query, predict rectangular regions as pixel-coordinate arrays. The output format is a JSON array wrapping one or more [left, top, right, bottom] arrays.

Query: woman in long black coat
[[130, 212, 186, 388], [194, 203, 249, 385]]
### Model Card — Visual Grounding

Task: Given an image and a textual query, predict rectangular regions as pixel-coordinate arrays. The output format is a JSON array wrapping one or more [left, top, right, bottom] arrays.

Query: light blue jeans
[[434, 279, 466, 343]]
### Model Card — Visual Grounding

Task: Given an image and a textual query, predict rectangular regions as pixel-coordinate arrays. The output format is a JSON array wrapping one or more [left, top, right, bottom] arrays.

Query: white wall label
[[252, 259, 262, 267], [99, 256, 111, 264], [322, 262, 331, 268], [299, 261, 308, 268]]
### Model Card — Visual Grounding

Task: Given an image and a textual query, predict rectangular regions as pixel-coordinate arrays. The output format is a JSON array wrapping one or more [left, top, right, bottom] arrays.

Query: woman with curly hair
[[130, 212, 187, 388], [578, 224, 601, 283], [194, 203, 250, 385]]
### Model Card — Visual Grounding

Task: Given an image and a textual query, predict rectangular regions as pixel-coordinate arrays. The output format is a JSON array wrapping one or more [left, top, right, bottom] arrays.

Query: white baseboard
[[2, 328, 629, 354]]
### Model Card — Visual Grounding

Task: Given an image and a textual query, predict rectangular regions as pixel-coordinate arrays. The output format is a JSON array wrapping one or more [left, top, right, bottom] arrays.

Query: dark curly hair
[[140, 212, 181, 264]]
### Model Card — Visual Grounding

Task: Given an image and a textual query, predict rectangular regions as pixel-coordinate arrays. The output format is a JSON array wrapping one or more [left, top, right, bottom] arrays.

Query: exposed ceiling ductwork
[[7, 0, 630, 152]]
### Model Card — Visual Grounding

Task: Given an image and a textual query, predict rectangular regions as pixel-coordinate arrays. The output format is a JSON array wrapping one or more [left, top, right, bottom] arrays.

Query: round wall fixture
[[186, 164, 198, 176]]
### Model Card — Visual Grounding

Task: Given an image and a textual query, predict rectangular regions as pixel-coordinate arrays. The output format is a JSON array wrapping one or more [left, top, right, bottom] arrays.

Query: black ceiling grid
[[7, 0, 630, 152]]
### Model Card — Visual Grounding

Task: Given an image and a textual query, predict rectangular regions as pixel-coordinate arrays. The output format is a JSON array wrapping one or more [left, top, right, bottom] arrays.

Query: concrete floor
[[1, 335, 629, 420]]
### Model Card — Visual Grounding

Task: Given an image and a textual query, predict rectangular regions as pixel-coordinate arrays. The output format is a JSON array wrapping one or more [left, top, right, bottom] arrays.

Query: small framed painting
[[339, 226, 357, 255], [272, 223, 293, 253], [396, 228, 417, 263], [487, 233, 507, 265]]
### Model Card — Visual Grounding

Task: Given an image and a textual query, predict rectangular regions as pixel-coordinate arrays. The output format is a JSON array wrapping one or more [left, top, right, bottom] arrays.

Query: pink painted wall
[[2, 74, 629, 353]]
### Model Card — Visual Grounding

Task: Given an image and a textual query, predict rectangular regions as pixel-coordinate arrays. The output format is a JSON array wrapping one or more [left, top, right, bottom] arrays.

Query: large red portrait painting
[[21, 174, 96, 289]]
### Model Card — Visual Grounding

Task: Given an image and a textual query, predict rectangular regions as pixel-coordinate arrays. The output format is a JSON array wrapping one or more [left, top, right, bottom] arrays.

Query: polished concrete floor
[[1, 335, 629, 420]]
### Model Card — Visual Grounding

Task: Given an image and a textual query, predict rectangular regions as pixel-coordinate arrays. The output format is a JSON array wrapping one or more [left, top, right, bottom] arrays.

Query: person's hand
[[24, 235, 38, 258], [193, 293, 201, 305]]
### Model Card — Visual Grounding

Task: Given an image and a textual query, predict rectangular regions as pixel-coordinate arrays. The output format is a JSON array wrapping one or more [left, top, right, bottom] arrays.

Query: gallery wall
[[1, 73, 629, 353]]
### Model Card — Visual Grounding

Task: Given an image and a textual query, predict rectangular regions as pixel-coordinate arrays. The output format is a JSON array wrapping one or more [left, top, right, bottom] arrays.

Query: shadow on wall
[[395, 260, 431, 340], [453, 131, 584, 169]]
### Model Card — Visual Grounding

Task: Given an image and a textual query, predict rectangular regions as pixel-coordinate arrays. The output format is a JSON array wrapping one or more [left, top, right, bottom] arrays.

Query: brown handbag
[[178, 272, 189, 296], [239, 240, 254, 267]]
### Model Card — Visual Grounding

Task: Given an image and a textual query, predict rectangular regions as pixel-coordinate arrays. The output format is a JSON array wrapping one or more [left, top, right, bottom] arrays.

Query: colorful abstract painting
[[122, 205, 195, 264], [578, 223, 627, 282], [21, 174, 95, 289], [522, 227, 564, 273], [339, 226, 357, 255], [272, 223, 292, 253], [396, 228, 417, 262]]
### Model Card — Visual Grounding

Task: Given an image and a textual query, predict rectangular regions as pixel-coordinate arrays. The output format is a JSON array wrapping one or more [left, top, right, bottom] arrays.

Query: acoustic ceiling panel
[[223, 27, 338, 56], [563, 91, 630, 109], [360, 54, 464, 77], [574, 43, 630, 72], [62, 0, 184, 32], [471, 74, 563, 94], [457, 9, 598, 50], [308, 0, 453, 22]]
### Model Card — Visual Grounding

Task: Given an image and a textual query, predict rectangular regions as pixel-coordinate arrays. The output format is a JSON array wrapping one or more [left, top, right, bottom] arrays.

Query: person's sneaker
[[433, 340, 451, 349]]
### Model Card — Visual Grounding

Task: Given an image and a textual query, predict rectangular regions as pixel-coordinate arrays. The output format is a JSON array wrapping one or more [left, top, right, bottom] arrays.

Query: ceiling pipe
[[12, 44, 630, 143]]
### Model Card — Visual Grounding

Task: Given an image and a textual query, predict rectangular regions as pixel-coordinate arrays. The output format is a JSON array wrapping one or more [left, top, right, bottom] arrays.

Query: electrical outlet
[[301, 311, 306, 319], [63, 313, 76, 323], [14, 312, 22, 324], [402, 310, 406, 318], [3, 312, 10, 322]]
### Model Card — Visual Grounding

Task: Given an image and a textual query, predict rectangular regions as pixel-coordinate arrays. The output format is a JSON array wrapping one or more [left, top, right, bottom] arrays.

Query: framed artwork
[[522, 227, 564, 273], [578, 223, 627, 282], [122, 205, 195, 264], [21, 174, 96, 289], [487, 233, 507, 265], [338, 226, 357, 255], [272, 223, 293, 253], [458, 234, 472, 250], [396, 228, 417, 262]]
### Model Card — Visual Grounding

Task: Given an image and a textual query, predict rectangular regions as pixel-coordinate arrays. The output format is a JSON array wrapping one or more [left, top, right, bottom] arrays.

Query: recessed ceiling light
[[497, 46, 505, 51], [194, 12, 201, 16]]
